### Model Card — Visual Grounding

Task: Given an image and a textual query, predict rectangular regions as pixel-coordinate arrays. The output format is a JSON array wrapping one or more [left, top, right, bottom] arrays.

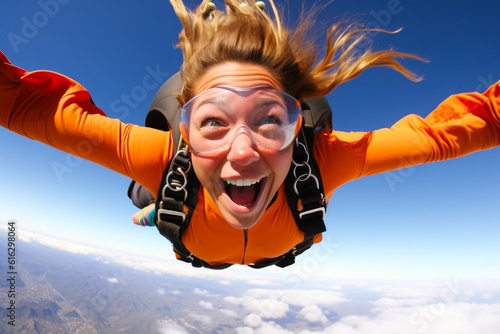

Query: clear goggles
[[179, 85, 303, 154]]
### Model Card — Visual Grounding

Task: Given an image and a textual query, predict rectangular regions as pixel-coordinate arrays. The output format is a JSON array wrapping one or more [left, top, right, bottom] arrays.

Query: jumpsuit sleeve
[[0, 51, 172, 196], [315, 79, 500, 197]]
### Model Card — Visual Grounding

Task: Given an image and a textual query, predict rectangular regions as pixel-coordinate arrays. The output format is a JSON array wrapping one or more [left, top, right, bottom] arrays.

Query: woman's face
[[188, 62, 295, 229]]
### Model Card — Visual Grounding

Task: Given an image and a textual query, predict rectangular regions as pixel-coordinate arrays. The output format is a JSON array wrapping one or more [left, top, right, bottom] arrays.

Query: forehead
[[189, 86, 291, 115], [193, 62, 284, 95]]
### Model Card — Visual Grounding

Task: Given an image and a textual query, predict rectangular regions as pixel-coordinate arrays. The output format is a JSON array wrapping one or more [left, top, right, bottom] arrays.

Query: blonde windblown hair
[[169, 0, 422, 104]]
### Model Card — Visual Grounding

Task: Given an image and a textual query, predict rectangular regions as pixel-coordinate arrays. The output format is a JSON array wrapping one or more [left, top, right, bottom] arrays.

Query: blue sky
[[1, 0, 499, 281]]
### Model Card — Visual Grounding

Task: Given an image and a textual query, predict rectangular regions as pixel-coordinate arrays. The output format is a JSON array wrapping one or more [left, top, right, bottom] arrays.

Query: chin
[[220, 208, 264, 230]]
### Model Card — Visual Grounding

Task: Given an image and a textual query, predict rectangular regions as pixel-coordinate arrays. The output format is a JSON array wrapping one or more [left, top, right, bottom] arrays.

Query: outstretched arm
[[0, 51, 172, 196], [316, 79, 500, 194]]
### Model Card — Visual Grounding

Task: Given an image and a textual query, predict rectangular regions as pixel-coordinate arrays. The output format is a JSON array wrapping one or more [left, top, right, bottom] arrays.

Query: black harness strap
[[265, 125, 327, 268], [154, 140, 233, 270], [154, 124, 327, 269], [284, 125, 327, 237], [155, 142, 199, 263]]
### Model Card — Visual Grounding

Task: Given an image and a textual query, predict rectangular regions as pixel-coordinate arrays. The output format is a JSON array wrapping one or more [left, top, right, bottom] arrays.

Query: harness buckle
[[293, 173, 320, 196], [298, 207, 326, 221], [157, 208, 186, 224], [162, 182, 188, 202], [291, 140, 310, 166]]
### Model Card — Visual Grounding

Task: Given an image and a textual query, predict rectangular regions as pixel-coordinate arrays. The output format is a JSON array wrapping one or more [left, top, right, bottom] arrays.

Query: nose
[[226, 132, 260, 166]]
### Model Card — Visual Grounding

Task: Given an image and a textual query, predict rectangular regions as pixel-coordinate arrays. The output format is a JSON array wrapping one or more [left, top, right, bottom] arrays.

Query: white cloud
[[225, 295, 289, 319], [193, 288, 210, 296], [236, 321, 294, 334], [189, 313, 212, 325], [284, 289, 349, 307], [219, 308, 238, 318], [317, 302, 500, 334], [298, 305, 328, 324], [157, 288, 165, 296], [10, 228, 500, 334], [5, 228, 286, 285], [156, 321, 190, 334], [235, 300, 500, 334], [367, 279, 480, 315], [199, 301, 214, 310], [375, 280, 453, 299], [329, 285, 343, 290], [244, 289, 348, 307], [370, 296, 431, 309], [244, 313, 262, 327], [226, 280, 500, 334], [459, 279, 500, 302], [17, 229, 103, 256], [236, 328, 253, 334], [224, 287, 347, 324], [303, 280, 500, 334], [247, 279, 275, 286]]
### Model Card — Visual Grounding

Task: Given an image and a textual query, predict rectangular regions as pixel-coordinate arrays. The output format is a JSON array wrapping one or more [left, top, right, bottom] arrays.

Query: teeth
[[224, 179, 261, 187]]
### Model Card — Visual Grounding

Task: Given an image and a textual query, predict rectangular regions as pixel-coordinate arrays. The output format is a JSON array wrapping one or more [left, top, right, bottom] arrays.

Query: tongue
[[227, 184, 257, 206]]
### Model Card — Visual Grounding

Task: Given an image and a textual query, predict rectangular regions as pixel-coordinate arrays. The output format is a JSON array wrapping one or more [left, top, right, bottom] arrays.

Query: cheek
[[191, 155, 220, 191], [266, 148, 293, 185]]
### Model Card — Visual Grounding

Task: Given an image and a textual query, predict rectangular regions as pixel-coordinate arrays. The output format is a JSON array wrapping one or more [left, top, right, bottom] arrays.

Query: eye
[[260, 115, 283, 126], [255, 99, 288, 127], [200, 116, 224, 128]]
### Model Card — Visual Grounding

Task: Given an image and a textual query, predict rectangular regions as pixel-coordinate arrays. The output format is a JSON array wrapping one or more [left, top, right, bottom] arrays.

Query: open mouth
[[223, 178, 263, 207]]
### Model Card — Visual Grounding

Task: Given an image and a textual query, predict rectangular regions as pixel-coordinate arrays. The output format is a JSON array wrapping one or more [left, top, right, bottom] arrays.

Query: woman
[[1, 0, 499, 268]]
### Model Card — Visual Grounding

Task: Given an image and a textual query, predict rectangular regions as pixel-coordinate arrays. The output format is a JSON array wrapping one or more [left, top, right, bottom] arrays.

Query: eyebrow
[[254, 98, 288, 115], [194, 96, 228, 110], [192, 91, 287, 115], [257, 99, 285, 107]]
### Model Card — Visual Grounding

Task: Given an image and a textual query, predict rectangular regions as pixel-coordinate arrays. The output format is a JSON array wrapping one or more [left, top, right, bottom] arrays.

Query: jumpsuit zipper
[[241, 229, 248, 265]]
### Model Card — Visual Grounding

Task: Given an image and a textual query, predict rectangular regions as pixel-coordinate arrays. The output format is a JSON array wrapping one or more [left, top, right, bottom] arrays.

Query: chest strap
[[155, 142, 202, 266], [284, 125, 327, 237]]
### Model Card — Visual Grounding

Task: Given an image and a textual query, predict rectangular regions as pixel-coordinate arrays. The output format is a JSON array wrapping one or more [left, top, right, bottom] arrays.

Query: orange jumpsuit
[[1, 51, 499, 266]]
